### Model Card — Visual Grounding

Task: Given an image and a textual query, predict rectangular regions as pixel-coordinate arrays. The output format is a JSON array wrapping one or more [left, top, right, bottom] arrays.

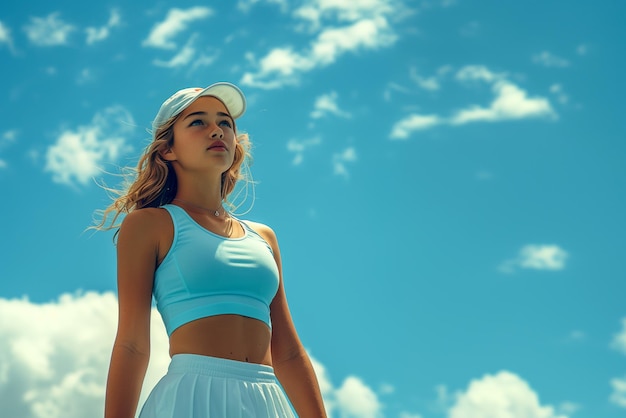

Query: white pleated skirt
[[138, 354, 296, 418]]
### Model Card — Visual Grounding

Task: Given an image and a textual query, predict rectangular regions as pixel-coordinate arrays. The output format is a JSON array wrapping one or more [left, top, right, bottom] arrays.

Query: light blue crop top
[[154, 204, 280, 336]]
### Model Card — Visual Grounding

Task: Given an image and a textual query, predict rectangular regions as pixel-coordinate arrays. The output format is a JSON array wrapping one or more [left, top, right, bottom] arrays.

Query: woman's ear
[[160, 147, 176, 162]]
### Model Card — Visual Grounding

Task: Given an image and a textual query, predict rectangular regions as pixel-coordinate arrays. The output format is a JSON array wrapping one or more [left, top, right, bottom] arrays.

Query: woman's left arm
[[253, 223, 327, 417]]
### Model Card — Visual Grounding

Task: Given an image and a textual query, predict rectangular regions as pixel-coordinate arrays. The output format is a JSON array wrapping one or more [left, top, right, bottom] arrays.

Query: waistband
[[168, 354, 277, 383]]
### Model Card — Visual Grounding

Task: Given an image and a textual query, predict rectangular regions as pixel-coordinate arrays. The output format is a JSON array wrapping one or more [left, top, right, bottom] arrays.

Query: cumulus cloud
[[532, 51, 570, 68], [242, 0, 401, 88], [498, 244, 569, 274], [610, 376, 626, 408], [85, 9, 121, 45], [1, 292, 392, 418], [449, 371, 567, 418], [311, 91, 351, 119], [309, 355, 385, 418], [23, 13, 76, 46], [287, 136, 322, 165], [450, 80, 555, 125], [0, 292, 170, 418], [45, 106, 134, 187], [611, 318, 626, 355], [142, 7, 213, 50], [389, 65, 556, 139]]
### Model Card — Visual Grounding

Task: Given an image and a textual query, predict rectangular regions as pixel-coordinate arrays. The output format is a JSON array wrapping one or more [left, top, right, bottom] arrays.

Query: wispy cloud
[[498, 244, 569, 274], [611, 376, 626, 408], [611, 318, 626, 355], [237, 0, 288, 13], [0, 20, 15, 52], [390, 65, 556, 139], [448, 371, 567, 418], [45, 106, 134, 187], [0, 129, 18, 169], [311, 91, 351, 119], [85, 9, 121, 45], [532, 51, 570, 68], [410, 67, 441, 91], [23, 13, 75, 47], [286, 137, 321, 165], [550, 84, 569, 104], [242, 0, 402, 88], [142, 7, 213, 50], [576, 43, 589, 56], [333, 147, 357, 178], [390, 114, 442, 139]]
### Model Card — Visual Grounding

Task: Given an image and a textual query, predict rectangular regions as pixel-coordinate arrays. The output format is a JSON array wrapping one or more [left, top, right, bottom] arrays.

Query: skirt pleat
[[138, 354, 296, 418]]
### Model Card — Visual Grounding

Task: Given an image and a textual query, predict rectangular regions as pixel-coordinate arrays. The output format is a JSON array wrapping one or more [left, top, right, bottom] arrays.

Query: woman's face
[[166, 96, 237, 173]]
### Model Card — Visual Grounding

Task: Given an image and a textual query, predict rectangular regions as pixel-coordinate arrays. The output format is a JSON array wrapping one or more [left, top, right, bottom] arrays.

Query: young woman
[[98, 82, 326, 418]]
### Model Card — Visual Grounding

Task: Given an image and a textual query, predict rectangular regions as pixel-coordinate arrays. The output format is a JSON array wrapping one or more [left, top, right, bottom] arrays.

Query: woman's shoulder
[[241, 220, 278, 246], [119, 207, 172, 237]]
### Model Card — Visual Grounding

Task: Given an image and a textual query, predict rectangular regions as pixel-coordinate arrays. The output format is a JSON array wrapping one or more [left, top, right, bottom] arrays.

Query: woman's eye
[[189, 119, 204, 126], [219, 120, 232, 128]]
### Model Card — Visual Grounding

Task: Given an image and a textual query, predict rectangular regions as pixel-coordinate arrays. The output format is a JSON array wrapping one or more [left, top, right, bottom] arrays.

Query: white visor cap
[[151, 82, 246, 137]]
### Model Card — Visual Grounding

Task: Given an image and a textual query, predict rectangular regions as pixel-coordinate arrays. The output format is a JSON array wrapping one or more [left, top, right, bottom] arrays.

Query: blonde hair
[[93, 114, 252, 232]]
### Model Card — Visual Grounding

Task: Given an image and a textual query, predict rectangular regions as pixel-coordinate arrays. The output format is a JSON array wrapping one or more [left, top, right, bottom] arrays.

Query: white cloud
[[532, 51, 570, 68], [142, 7, 213, 50], [391, 64, 556, 139], [0, 292, 170, 418], [449, 371, 567, 418], [1, 292, 393, 418], [390, 114, 442, 139], [611, 318, 626, 355], [309, 354, 385, 418], [410, 67, 440, 91], [455, 65, 503, 84], [311, 91, 351, 119], [287, 137, 322, 165], [451, 80, 555, 125], [45, 106, 134, 187], [335, 376, 382, 418], [23, 13, 75, 46], [242, 0, 400, 89], [610, 376, 626, 408], [0, 20, 15, 51], [85, 9, 121, 45], [499, 244, 568, 274], [333, 146, 357, 178]]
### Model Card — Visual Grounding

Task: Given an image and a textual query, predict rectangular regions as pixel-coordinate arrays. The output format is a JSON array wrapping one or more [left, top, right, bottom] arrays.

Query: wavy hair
[[93, 114, 252, 232]]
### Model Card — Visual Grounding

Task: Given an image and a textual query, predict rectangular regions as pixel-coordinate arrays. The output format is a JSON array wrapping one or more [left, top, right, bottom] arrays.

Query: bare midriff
[[168, 314, 272, 366]]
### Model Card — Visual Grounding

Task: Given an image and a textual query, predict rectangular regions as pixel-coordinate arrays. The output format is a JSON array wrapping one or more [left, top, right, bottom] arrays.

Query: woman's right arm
[[104, 210, 160, 418]]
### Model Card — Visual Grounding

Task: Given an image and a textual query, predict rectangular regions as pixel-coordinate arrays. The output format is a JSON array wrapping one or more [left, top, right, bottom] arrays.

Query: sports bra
[[153, 204, 280, 336]]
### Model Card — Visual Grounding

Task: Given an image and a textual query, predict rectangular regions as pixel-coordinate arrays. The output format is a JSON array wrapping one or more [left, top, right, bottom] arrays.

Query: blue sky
[[1, 1, 625, 417]]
